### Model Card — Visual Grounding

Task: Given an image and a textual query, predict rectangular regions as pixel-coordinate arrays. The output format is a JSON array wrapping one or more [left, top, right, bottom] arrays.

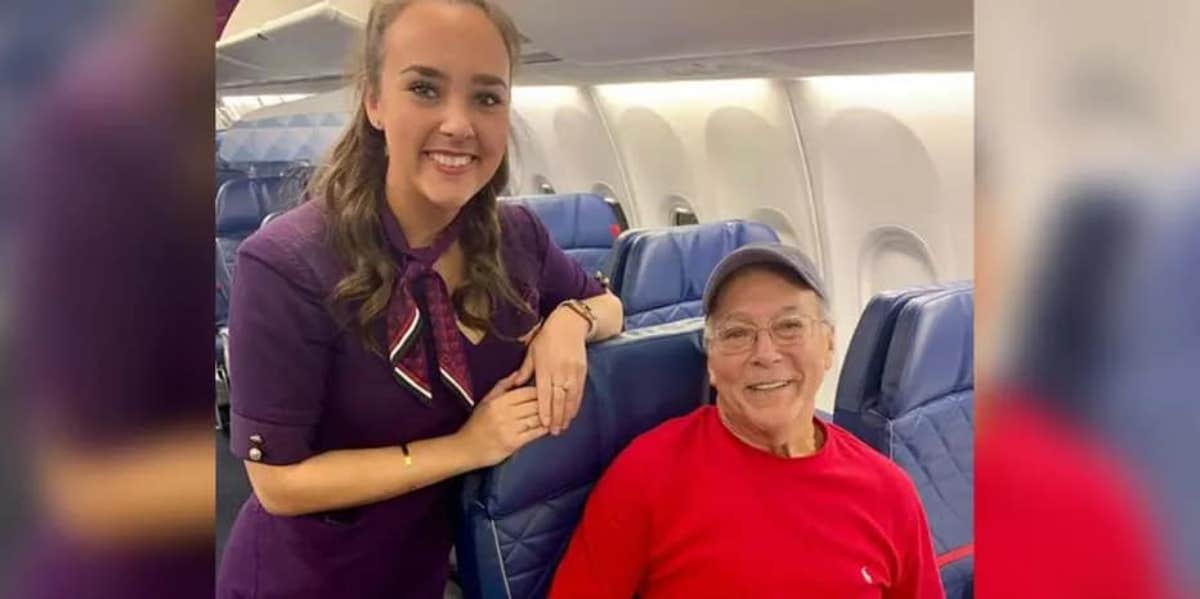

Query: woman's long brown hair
[[308, 0, 532, 352]]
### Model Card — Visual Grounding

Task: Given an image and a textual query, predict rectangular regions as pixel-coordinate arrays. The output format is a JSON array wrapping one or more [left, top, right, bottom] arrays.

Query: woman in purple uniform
[[215, 1, 624, 597]]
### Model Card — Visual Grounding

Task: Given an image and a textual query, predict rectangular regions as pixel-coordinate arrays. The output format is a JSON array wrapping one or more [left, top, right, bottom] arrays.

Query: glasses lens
[[771, 317, 809, 344], [716, 325, 754, 353]]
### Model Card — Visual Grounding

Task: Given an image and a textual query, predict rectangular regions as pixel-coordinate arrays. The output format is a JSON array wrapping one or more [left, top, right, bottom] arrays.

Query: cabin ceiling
[[492, 0, 971, 65], [217, 0, 972, 94]]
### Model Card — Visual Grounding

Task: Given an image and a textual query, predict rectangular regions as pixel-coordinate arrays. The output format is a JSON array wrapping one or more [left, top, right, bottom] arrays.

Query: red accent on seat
[[609, 224, 621, 238], [936, 543, 973, 567]]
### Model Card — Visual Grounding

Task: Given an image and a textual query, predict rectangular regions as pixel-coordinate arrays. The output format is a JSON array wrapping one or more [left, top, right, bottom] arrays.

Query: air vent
[[521, 51, 562, 65]]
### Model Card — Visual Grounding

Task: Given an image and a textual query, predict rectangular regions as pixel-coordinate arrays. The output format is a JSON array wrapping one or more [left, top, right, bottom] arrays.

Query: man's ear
[[823, 327, 835, 370]]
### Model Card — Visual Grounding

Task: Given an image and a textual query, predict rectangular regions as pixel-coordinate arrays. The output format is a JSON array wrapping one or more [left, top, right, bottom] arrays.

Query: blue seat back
[[216, 178, 263, 237], [604, 228, 641, 295], [457, 318, 709, 599], [216, 168, 246, 195], [504, 193, 622, 276], [216, 240, 232, 329], [833, 281, 971, 448], [215, 178, 266, 278], [835, 283, 975, 599], [613, 221, 779, 329]]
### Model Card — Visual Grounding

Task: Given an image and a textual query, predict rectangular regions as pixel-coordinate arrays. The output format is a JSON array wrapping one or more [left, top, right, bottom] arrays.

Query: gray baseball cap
[[702, 243, 827, 315]]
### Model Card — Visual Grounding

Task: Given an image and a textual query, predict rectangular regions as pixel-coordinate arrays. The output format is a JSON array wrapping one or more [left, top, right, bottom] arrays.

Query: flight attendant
[[215, 1, 624, 597]]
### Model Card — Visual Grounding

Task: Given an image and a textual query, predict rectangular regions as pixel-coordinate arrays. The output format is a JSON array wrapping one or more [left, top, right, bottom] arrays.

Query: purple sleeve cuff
[[578, 271, 606, 299], [229, 410, 316, 465]]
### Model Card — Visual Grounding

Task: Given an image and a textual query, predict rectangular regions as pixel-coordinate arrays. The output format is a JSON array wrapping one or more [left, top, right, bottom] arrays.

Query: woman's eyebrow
[[399, 64, 444, 79], [472, 73, 508, 89], [398, 65, 507, 90]]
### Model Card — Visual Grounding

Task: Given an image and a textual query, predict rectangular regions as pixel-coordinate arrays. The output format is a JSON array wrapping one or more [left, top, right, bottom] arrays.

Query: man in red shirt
[[550, 244, 944, 599]]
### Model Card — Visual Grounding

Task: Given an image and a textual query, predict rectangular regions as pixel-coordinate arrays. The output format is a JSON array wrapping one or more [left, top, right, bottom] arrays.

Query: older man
[[549, 243, 943, 599]]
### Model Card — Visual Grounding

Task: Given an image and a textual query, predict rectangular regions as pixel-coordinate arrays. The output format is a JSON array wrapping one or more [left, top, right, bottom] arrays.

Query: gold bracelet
[[558, 299, 597, 337]]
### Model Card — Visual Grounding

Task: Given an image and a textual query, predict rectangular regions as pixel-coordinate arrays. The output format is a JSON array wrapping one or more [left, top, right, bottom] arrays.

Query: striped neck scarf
[[380, 206, 474, 409]]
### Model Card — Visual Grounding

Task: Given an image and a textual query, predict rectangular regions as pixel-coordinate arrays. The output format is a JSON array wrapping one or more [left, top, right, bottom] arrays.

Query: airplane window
[[592, 182, 629, 230], [671, 207, 699, 226], [533, 175, 556, 195]]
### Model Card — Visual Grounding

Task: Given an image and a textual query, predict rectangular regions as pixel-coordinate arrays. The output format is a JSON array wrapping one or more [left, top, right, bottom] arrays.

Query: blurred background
[[0, 0, 1196, 597], [977, 0, 1198, 596], [0, 1, 215, 597]]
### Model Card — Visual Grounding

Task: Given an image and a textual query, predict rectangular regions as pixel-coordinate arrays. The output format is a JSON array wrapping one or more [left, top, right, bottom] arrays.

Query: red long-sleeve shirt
[[550, 406, 944, 599]]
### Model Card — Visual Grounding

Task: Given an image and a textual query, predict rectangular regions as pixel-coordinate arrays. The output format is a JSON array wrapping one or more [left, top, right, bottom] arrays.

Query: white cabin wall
[[789, 73, 974, 411], [508, 87, 633, 215], [589, 80, 820, 261]]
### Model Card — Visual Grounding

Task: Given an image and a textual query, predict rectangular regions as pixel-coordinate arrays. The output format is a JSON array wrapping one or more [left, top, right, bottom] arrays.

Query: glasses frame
[[705, 313, 828, 355]]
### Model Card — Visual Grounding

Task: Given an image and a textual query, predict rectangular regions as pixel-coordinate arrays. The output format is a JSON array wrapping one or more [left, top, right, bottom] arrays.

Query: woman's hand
[[513, 305, 590, 436], [455, 372, 548, 469]]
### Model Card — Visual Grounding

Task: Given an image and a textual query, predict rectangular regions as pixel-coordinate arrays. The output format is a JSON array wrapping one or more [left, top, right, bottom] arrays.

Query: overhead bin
[[217, 1, 364, 92]]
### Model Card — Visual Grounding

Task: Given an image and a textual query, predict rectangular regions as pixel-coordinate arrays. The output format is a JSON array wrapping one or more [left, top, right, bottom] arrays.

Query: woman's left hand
[[513, 305, 590, 436]]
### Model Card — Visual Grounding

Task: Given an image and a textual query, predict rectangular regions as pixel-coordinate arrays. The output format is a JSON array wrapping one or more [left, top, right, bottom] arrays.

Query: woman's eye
[[476, 92, 504, 107], [408, 81, 438, 99]]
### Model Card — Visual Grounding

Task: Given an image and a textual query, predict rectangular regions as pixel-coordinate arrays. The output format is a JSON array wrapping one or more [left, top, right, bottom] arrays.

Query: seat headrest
[[605, 228, 644, 294], [617, 221, 779, 316], [879, 285, 974, 416], [215, 178, 264, 235], [475, 318, 708, 517], [503, 193, 620, 249], [835, 282, 971, 414]]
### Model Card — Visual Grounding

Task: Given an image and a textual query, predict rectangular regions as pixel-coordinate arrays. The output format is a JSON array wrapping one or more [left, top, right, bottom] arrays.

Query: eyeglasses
[[707, 314, 825, 355]]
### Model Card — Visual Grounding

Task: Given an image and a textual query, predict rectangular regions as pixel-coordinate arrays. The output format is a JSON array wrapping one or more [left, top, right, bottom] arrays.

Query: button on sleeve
[[225, 245, 335, 466]]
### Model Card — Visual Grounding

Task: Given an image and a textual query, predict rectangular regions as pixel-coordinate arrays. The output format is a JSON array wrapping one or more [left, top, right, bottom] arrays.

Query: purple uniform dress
[[216, 200, 604, 599]]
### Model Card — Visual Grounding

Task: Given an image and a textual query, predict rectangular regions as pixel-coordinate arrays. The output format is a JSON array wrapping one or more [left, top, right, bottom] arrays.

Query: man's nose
[[748, 328, 783, 365]]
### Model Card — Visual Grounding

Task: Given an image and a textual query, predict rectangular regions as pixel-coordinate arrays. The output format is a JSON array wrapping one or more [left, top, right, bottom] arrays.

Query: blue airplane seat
[[833, 282, 971, 448], [613, 221, 779, 329], [216, 167, 246, 196], [216, 239, 232, 330], [604, 228, 642, 295], [457, 318, 709, 599], [834, 283, 975, 599], [504, 193, 623, 277], [215, 238, 235, 428], [215, 178, 266, 279], [216, 239, 233, 360]]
